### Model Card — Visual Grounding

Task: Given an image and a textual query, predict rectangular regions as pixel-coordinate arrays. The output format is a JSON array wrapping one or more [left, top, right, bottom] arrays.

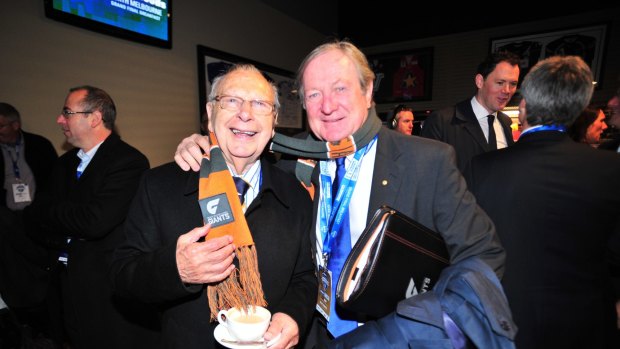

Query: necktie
[[76, 161, 83, 179], [233, 177, 249, 205], [76, 155, 86, 179], [331, 157, 345, 203], [487, 115, 497, 150], [326, 157, 357, 337]]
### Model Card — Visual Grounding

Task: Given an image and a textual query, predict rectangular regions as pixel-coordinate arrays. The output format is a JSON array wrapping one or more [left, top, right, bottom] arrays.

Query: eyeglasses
[[61, 109, 93, 118], [214, 95, 275, 115]]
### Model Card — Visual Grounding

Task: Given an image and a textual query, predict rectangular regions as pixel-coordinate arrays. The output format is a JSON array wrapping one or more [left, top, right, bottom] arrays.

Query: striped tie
[[233, 177, 249, 205]]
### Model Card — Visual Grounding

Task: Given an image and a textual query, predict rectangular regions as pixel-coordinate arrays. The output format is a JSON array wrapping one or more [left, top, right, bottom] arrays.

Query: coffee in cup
[[217, 306, 271, 341]]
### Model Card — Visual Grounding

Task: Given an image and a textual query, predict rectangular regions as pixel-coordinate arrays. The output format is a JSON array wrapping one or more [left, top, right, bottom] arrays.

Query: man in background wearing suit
[[466, 56, 620, 348], [24, 86, 158, 349], [421, 51, 520, 172], [388, 104, 415, 135], [174, 40, 505, 347], [0, 102, 57, 346]]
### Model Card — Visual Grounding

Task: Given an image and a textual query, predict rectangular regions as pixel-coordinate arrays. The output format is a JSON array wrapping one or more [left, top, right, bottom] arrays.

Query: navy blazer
[[329, 257, 517, 349], [421, 99, 514, 172], [111, 158, 318, 349]]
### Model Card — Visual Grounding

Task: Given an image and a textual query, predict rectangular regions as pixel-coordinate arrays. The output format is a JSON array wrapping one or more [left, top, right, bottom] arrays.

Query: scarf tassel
[[207, 245, 266, 320]]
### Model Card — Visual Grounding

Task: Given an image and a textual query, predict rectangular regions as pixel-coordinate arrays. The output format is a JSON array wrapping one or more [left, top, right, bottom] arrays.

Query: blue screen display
[[46, 0, 171, 48]]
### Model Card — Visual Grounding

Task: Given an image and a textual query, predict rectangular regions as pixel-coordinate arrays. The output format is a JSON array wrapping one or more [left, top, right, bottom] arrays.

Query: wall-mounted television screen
[[44, 0, 172, 49]]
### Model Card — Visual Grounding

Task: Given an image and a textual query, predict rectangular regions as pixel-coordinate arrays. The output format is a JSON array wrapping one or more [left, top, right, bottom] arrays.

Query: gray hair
[[208, 64, 280, 113], [0, 102, 21, 124], [296, 40, 375, 107], [520, 56, 593, 127]]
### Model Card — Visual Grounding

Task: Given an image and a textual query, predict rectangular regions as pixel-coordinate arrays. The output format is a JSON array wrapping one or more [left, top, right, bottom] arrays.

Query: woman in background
[[569, 105, 608, 147]]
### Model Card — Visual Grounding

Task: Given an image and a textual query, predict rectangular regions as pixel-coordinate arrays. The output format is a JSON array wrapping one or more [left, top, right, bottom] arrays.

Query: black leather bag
[[336, 206, 450, 319]]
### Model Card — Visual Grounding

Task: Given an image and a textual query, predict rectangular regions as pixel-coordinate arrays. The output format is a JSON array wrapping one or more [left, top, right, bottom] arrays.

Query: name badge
[[12, 183, 32, 203], [316, 265, 333, 321]]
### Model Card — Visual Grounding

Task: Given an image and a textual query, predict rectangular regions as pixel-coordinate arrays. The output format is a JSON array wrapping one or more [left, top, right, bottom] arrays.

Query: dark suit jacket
[[0, 131, 57, 308], [301, 128, 505, 348], [310, 128, 505, 275], [421, 99, 514, 172], [110, 159, 317, 349], [466, 130, 620, 349], [25, 133, 156, 349]]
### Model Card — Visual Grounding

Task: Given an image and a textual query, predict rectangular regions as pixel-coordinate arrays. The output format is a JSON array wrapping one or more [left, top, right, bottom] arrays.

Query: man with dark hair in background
[[24, 86, 159, 349], [388, 104, 415, 135], [421, 51, 520, 172]]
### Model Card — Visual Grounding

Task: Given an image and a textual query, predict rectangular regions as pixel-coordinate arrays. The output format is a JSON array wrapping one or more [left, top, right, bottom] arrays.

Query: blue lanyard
[[520, 124, 566, 137], [7, 144, 20, 179], [319, 136, 376, 261]]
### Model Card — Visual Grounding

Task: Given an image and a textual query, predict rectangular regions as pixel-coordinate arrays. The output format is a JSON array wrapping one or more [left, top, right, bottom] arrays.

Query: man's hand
[[264, 312, 299, 349], [174, 133, 210, 172], [176, 225, 236, 284]]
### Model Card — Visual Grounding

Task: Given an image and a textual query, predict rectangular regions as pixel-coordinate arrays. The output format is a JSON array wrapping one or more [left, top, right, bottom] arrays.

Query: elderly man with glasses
[[111, 65, 317, 349], [0, 102, 57, 346]]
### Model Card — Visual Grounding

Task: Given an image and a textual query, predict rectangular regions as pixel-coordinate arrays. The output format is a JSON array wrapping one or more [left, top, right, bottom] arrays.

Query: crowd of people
[[1, 39, 619, 349]]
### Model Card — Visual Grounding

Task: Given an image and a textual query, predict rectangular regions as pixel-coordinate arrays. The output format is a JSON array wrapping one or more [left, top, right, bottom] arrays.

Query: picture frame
[[367, 47, 433, 103], [490, 24, 608, 87], [197, 45, 303, 131]]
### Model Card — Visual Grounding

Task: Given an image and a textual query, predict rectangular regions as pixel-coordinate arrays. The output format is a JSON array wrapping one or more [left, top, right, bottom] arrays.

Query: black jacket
[[111, 158, 317, 349]]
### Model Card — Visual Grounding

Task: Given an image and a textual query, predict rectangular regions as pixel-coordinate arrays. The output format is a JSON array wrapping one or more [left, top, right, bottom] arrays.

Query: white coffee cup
[[217, 306, 271, 341]]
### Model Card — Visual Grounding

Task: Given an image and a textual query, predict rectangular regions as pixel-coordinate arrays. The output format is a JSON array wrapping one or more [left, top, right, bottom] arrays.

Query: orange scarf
[[198, 132, 266, 320]]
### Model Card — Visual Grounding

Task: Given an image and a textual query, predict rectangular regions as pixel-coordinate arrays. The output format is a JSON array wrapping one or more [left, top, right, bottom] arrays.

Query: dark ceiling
[[336, 3, 618, 47]]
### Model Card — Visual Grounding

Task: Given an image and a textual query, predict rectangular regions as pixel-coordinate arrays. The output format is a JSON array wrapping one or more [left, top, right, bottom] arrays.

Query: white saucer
[[214, 324, 281, 349]]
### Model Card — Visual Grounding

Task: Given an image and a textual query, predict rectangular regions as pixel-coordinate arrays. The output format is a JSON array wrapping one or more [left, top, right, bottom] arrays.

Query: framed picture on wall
[[490, 24, 608, 87], [367, 47, 433, 103], [197, 45, 303, 132]]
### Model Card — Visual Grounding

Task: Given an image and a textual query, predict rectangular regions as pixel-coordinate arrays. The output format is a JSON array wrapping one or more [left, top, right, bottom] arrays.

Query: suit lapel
[[76, 133, 118, 181], [498, 112, 515, 146], [64, 149, 81, 194], [309, 130, 404, 255], [455, 101, 489, 150], [367, 129, 404, 222]]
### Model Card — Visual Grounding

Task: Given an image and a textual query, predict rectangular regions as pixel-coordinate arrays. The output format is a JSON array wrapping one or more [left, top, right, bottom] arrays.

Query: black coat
[[466, 131, 620, 348], [25, 133, 157, 349], [0, 131, 57, 308], [111, 158, 317, 349], [421, 99, 514, 172]]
